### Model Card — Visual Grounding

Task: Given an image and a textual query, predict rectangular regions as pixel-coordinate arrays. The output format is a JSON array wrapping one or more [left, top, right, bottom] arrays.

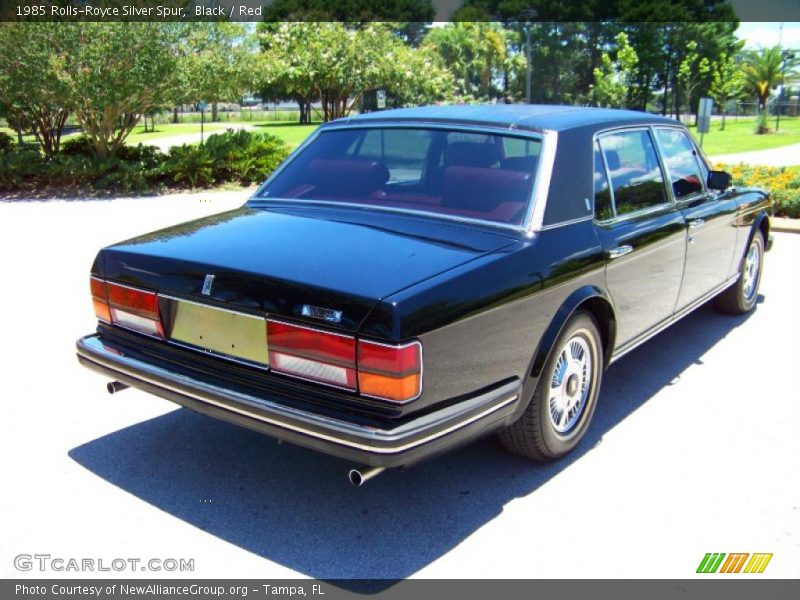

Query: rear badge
[[301, 304, 343, 324], [201, 274, 215, 296]]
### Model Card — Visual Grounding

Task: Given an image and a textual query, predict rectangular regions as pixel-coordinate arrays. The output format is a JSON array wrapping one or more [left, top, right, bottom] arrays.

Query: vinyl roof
[[331, 104, 679, 132]]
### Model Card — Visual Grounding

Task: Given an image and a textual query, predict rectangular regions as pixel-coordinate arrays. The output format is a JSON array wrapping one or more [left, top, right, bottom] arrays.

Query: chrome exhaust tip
[[106, 381, 129, 394], [348, 466, 386, 487]]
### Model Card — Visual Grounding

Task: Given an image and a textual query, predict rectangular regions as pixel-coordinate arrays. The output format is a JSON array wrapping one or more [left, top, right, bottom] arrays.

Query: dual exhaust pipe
[[105, 380, 387, 486]]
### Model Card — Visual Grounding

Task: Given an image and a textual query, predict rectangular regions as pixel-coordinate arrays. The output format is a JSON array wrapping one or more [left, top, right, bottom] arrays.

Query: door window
[[598, 129, 668, 217], [655, 128, 706, 199]]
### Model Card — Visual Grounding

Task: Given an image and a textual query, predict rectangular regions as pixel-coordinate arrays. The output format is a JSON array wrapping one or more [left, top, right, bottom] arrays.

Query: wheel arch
[[530, 286, 616, 379]]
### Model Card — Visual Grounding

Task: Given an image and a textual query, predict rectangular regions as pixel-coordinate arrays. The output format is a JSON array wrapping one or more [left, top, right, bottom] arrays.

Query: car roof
[[330, 104, 679, 133]]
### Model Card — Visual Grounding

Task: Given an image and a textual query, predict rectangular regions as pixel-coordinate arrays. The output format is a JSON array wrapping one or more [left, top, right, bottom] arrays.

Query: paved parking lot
[[0, 192, 798, 580]]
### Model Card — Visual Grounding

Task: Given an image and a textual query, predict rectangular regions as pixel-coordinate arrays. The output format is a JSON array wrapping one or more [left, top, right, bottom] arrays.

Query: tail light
[[90, 277, 164, 338], [266, 319, 422, 402], [267, 320, 357, 389], [90, 277, 111, 323], [358, 340, 422, 402]]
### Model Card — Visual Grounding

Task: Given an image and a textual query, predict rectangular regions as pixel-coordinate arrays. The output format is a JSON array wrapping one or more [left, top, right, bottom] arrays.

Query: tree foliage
[[181, 23, 261, 120], [0, 23, 72, 155], [55, 23, 179, 159], [259, 22, 450, 121], [590, 32, 638, 108]]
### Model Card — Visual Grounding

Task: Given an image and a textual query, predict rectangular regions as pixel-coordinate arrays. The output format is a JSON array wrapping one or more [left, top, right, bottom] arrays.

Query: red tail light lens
[[267, 320, 357, 389], [358, 341, 422, 402], [90, 277, 111, 323], [106, 281, 164, 338]]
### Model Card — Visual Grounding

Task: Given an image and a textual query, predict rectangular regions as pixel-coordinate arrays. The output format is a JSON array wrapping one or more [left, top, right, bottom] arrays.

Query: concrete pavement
[[710, 143, 800, 167], [0, 192, 797, 580]]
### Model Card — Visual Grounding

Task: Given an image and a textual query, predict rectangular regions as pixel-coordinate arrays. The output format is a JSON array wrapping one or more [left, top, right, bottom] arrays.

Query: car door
[[593, 128, 687, 348], [653, 127, 739, 310]]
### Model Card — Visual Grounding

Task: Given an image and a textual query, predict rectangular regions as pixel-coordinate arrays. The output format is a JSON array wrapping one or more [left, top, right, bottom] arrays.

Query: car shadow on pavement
[[69, 301, 756, 586]]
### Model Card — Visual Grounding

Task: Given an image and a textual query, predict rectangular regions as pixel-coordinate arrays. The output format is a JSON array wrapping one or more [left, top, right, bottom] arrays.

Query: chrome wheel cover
[[742, 240, 761, 301], [548, 335, 593, 434]]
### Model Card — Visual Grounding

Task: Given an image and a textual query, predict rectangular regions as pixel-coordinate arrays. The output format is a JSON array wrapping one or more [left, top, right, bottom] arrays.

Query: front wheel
[[499, 312, 603, 461], [714, 231, 764, 315]]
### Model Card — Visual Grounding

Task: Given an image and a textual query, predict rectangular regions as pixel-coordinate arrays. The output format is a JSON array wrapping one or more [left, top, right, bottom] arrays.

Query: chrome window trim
[[525, 129, 558, 235], [592, 125, 676, 225], [249, 122, 550, 236]]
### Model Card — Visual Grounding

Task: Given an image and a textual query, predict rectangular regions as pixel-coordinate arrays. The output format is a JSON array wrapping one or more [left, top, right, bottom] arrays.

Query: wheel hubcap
[[742, 241, 761, 301], [548, 335, 593, 434]]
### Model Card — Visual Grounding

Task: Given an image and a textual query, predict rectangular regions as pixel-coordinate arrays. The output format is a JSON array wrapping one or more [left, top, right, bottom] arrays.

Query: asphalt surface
[[0, 191, 798, 581]]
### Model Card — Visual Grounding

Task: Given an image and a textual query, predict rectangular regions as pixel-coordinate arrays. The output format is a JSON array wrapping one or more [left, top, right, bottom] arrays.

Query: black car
[[76, 105, 771, 485]]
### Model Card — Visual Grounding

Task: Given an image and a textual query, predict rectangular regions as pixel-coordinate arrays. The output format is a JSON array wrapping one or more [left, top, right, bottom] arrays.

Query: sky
[[738, 22, 800, 49]]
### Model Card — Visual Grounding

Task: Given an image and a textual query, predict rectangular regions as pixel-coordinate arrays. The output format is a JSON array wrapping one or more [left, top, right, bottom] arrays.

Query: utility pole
[[521, 9, 538, 104], [776, 50, 794, 132]]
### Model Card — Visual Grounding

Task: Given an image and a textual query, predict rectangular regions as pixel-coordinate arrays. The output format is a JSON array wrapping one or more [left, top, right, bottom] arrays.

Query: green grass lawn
[[250, 122, 319, 148], [688, 116, 800, 156]]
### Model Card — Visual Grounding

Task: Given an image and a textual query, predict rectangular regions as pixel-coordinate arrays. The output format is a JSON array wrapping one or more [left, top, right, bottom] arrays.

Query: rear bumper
[[76, 334, 522, 468]]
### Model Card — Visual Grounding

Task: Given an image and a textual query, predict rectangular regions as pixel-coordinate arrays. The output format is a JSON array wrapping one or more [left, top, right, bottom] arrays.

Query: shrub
[[0, 146, 45, 190], [61, 135, 96, 157], [163, 145, 214, 189], [0, 131, 14, 154], [162, 129, 290, 188], [0, 128, 289, 194], [718, 163, 800, 218]]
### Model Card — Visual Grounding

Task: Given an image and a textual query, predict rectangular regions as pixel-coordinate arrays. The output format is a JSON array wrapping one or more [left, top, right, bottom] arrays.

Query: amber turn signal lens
[[357, 340, 422, 402]]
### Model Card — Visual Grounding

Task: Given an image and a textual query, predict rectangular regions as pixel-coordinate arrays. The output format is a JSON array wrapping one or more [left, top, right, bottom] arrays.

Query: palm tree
[[741, 46, 799, 132]]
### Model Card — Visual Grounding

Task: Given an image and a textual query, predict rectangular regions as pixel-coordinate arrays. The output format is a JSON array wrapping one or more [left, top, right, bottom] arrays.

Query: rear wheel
[[500, 312, 603, 461], [714, 231, 764, 315]]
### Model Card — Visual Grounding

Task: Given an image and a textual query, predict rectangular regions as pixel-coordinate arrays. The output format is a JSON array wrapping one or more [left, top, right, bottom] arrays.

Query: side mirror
[[707, 170, 732, 191]]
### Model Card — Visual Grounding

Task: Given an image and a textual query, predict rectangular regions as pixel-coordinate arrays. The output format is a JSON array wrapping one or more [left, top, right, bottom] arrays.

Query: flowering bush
[[716, 163, 800, 219]]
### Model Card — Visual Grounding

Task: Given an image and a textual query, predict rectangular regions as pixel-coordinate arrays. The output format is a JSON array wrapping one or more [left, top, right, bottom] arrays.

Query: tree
[[53, 23, 179, 159], [708, 54, 746, 130], [260, 22, 449, 122], [741, 46, 800, 132], [677, 41, 712, 122], [423, 23, 507, 100], [590, 32, 638, 108], [0, 24, 73, 155], [182, 23, 260, 121]]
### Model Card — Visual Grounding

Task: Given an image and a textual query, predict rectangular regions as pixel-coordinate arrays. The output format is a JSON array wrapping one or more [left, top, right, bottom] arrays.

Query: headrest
[[307, 159, 390, 197], [444, 142, 499, 168]]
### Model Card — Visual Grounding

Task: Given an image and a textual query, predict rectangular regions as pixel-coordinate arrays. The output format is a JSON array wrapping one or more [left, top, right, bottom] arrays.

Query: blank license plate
[[169, 299, 268, 365]]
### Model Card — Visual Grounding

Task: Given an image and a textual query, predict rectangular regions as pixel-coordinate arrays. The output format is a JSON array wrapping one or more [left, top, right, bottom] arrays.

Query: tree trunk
[[211, 102, 218, 122], [173, 106, 179, 124], [16, 127, 23, 146]]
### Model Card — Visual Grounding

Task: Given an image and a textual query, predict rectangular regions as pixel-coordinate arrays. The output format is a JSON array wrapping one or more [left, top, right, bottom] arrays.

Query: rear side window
[[259, 127, 542, 226], [655, 128, 705, 199], [598, 129, 667, 217]]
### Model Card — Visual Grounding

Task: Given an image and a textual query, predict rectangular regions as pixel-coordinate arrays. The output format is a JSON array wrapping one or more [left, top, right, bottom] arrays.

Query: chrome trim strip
[[536, 215, 594, 232], [609, 273, 739, 363], [77, 339, 517, 454], [526, 129, 558, 234]]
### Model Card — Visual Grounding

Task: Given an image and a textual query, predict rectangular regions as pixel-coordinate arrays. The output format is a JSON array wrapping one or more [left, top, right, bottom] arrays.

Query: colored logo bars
[[696, 553, 773, 574]]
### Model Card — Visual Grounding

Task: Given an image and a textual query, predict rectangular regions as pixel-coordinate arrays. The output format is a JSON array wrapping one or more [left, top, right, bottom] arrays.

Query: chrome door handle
[[608, 245, 633, 259], [689, 218, 705, 229]]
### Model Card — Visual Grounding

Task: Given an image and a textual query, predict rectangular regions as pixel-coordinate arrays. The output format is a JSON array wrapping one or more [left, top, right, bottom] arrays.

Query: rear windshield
[[257, 127, 542, 227]]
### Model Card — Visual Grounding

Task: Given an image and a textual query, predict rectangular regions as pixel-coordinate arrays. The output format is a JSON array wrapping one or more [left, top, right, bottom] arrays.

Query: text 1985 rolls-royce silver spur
[[76, 105, 772, 485]]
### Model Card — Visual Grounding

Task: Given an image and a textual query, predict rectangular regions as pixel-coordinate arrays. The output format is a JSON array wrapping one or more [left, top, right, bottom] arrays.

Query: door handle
[[688, 218, 705, 229], [608, 245, 633, 259]]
